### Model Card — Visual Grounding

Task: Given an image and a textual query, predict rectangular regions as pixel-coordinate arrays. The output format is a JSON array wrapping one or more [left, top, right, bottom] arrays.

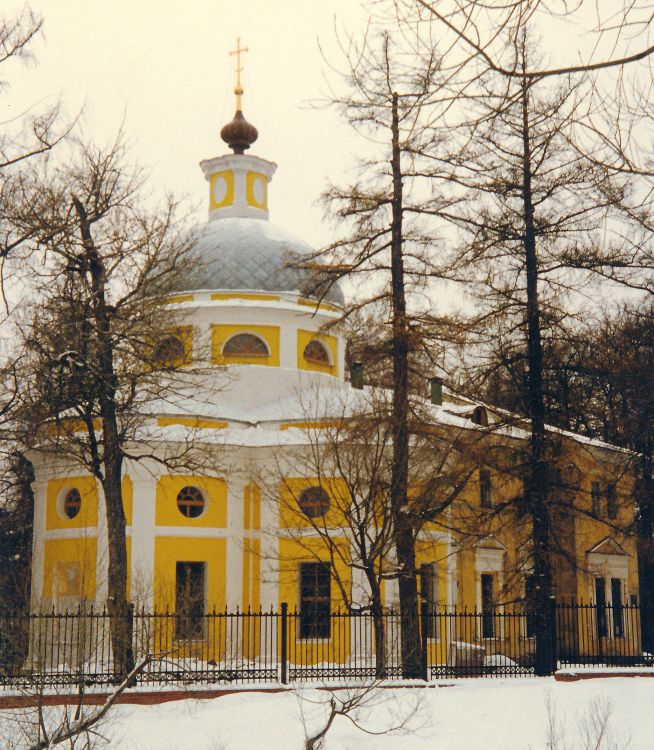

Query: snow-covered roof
[[175, 217, 344, 305]]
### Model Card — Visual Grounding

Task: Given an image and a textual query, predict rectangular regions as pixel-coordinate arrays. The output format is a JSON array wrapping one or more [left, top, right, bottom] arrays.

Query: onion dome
[[220, 110, 258, 155]]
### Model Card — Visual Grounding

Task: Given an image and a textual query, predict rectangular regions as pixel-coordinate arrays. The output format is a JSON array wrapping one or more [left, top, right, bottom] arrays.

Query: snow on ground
[[2, 678, 653, 749]]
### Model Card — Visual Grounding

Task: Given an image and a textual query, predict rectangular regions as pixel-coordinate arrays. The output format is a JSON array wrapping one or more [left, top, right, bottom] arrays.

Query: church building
[[28, 70, 641, 667]]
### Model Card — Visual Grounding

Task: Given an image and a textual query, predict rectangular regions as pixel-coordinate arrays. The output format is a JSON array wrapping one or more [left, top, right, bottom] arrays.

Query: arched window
[[303, 339, 330, 366], [153, 335, 185, 365], [471, 406, 488, 426], [176, 486, 206, 518], [222, 333, 269, 357], [63, 488, 81, 520], [298, 486, 330, 518]]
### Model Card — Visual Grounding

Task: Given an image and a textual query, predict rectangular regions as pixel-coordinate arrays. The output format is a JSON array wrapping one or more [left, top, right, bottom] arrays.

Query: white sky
[[3, 1, 650, 262], [3, 0, 373, 248]]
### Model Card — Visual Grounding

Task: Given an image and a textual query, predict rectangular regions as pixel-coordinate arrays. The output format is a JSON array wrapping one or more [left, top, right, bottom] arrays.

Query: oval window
[[223, 333, 269, 357], [176, 486, 206, 518], [153, 335, 185, 365], [63, 488, 81, 520], [298, 486, 330, 518], [303, 339, 330, 366]]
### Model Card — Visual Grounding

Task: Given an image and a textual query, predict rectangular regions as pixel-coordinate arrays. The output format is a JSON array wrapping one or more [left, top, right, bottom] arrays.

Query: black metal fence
[[1, 602, 653, 689]]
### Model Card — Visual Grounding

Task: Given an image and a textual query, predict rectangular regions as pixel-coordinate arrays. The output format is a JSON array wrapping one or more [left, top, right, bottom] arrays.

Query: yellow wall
[[46, 476, 98, 531], [156, 475, 227, 528], [297, 329, 338, 376], [246, 171, 268, 210], [278, 536, 351, 663], [297, 298, 341, 313], [122, 475, 133, 527], [42, 537, 97, 603], [157, 417, 228, 430], [244, 483, 261, 531], [211, 323, 280, 366], [153, 536, 226, 612], [279, 477, 349, 530], [210, 170, 234, 210], [242, 537, 261, 611], [164, 294, 194, 305]]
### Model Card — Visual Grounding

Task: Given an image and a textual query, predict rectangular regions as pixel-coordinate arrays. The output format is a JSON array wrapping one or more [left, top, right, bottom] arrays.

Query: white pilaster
[[225, 477, 245, 610], [129, 465, 157, 610], [95, 480, 109, 605], [30, 476, 47, 612]]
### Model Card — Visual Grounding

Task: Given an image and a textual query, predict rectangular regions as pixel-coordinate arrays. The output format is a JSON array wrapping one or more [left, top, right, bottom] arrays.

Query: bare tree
[[269, 381, 481, 678], [303, 23, 472, 677], [429, 23, 654, 668], [1, 8, 71, 263], [8, 136, 201, 679], [299, 682, 424, 750]]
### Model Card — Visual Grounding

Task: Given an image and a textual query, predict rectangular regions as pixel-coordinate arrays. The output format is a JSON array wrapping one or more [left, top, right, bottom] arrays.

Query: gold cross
[[229, 37, 248, 109]]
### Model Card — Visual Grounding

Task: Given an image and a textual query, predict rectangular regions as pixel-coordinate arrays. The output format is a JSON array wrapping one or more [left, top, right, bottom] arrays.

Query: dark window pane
[[153, 335, 185, 365], [175, 562, 206, 640], [595, 577, 608, 638], [606, 485, 618, 520], [299, 562, 331, 639], [525, 575, 537, 638], [480, 470, 492, 508], [481, 573, 495, 638], [591, 482, 601, 516], [420, 563, 438, 638], [611, 578, 624, 637], [176, 486, 206, 518]]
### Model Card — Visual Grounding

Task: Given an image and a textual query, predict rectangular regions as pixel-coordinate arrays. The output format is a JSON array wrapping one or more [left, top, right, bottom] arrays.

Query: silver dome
[[178, 217, 344, 306]]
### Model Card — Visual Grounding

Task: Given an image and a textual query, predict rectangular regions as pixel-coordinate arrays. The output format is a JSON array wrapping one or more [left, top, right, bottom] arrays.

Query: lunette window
[[303, 339, 330, 365], [222, 333, 269, 357]]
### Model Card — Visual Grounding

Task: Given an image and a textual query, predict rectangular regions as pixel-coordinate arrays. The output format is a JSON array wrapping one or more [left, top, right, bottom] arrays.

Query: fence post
[[549, 597, 558, 675], [420, 601, 429, 681], [280, 602, 288, 685]]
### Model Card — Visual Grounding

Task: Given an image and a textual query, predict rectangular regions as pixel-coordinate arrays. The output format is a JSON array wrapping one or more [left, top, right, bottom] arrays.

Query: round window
[[62, 488, 81, 520], [176, 486, 205, 518], [298, 486, 330, 518]]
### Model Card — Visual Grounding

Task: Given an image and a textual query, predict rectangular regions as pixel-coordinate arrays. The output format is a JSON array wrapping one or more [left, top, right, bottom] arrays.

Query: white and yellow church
[[29, 74, 641, 663]]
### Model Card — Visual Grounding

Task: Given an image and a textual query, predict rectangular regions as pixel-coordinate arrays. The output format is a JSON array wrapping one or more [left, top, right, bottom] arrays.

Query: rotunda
[[29, 81, 355, 622]]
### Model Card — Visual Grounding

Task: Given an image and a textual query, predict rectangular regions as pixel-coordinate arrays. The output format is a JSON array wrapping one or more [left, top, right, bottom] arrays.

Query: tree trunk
[[389, 93, 422, 678], [636, 446, 654, 650], [73, 197, 133, 680], [520, 79, 555, 676]]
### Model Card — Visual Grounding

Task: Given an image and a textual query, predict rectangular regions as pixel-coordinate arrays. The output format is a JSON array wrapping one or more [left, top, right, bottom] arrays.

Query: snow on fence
[[0, 603, 652, 688]]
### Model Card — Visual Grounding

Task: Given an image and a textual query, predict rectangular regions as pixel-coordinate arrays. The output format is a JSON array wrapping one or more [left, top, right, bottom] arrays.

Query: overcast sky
[[4, 0, 374, 247], [4, 1, 648, 255]]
